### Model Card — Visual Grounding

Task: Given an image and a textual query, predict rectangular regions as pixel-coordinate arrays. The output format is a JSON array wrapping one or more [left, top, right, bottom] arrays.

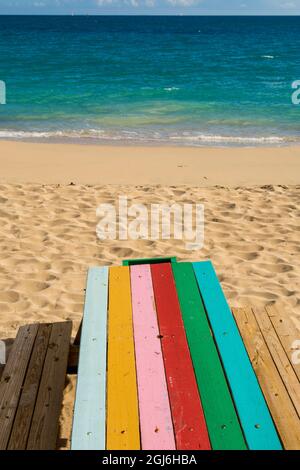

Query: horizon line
[[0, 13, 300, 17]]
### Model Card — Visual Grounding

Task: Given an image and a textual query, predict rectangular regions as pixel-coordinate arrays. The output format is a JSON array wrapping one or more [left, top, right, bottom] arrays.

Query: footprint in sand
[[0, 291, 20, 302], [16, 280, 50, 293]]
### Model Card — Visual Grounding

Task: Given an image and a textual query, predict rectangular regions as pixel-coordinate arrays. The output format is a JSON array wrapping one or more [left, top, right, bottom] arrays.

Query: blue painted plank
[[71, 267, 109, 450], [193, 261, 282, 450]]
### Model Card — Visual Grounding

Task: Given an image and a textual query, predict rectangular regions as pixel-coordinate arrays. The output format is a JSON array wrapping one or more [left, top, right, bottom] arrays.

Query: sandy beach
[[0, 140, 299, 448], [1, 140, 300, 186]]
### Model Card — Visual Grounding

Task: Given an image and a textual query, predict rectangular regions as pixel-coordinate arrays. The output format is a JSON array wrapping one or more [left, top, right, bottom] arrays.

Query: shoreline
[[1, 140, 300, 186]]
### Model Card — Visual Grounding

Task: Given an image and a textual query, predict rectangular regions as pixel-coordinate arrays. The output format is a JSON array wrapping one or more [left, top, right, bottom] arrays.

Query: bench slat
[[27, 321, 72, 450], [130, 265, 175, 450], [106, 266, 140, 450], [193, 261, 282, 450], [71, 267, 109, 450], [252, 307, 300, 418], [172, 262, 246, 450], [266, 305, 300, 382], [151, 263, 211, 450], [8, 324, 52, 450], [233, 307, 300, 450], [0, 324, 38, 450]]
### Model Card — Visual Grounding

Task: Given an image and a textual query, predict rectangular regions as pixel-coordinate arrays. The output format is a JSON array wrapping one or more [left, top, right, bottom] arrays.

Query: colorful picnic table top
[[71, 257, 291, 451]]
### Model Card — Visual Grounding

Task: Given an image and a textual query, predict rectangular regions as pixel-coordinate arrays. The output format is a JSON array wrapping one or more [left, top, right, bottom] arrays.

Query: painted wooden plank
[[130, 264, 175, 450], [106, 266, 140, 450], [71, 267, 109, 450], [233, 307, 300, 450], [151, 263, 211, 450], [0, 324, 38, 450], [27, 321, 72, 450], [266, 305, 300, 382], [252, 307, 300, 418], [172, 262, 246, 450], [193, 261, 282, 450], [123, 257, 177, 266], [8, 324, 52, 450]]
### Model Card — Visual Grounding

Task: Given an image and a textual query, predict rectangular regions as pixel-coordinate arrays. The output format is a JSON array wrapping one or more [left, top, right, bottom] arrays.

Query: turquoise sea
[[0, 15, 300, 146]]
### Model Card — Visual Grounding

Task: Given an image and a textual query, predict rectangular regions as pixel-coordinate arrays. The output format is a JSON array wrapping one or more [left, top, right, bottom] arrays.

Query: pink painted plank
[[130, 264, 176, 450]]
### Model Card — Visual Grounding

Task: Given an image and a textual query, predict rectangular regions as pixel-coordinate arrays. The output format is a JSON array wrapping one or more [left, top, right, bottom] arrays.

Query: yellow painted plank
[[106, 266, 140, 450]]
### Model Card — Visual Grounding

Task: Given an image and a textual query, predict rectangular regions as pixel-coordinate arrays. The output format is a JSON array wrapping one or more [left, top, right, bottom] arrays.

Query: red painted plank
[[151, 263, 211, 450]]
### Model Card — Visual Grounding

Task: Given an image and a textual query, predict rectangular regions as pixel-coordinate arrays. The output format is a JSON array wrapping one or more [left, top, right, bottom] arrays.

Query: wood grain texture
[[130, 264, 175, 450], [8, 324, 52, 450], [71, 267, 109, 450], [233, 307, 300, 450], [151, 263, 211, 450], [266, 305, 300, 382], [193, 261, 282, 450], [0, 324, 38, 450], [106, 266, 140, 450], [172, 262, 246, 450], [252, 307, 300, 418], [27, 321, 72, 450]]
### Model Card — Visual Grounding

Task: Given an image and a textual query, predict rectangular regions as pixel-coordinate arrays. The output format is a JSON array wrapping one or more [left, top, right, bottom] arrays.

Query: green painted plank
[[193, 261, 282, 450], [122, 257, 177, 266], [172, 262, 247, 450]]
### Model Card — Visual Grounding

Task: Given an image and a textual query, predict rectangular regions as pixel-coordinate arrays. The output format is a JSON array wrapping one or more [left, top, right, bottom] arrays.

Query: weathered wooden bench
[[2, 257, 298, 451], [71, 257, 300, 450], [0, 321, 72, 450]]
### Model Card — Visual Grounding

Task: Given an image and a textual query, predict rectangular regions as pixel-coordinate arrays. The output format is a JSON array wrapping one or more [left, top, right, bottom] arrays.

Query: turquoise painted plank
[[193, 261, 282, 450], [71, 267, 109, 450]]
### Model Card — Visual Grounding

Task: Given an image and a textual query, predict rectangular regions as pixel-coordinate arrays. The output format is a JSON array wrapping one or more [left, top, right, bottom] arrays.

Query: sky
[[0, 0, 300, 15]]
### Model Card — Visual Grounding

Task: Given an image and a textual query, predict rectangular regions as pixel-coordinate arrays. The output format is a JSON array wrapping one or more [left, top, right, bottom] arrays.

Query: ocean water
[[0, 15, 300, 146]]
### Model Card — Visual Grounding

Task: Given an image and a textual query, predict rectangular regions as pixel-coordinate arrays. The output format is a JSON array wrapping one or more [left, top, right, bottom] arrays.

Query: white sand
[[0, 140, 299, 448]]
